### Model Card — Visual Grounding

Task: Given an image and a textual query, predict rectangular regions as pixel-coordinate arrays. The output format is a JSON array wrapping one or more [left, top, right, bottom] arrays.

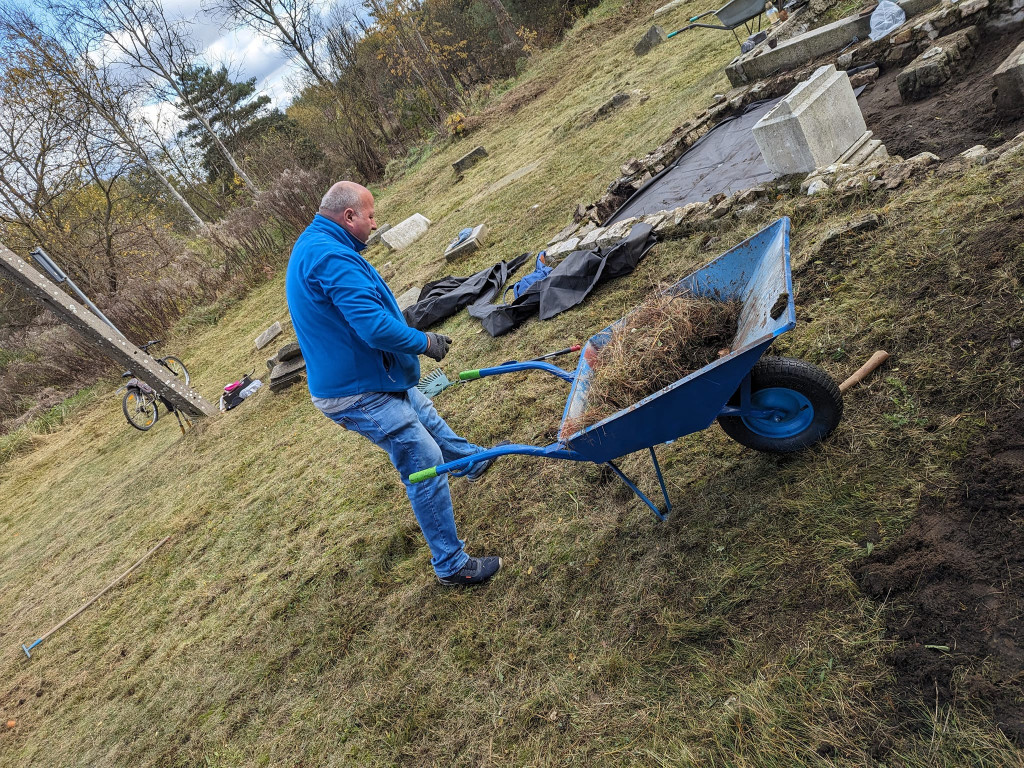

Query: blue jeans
[[324, 387, 485, 577]]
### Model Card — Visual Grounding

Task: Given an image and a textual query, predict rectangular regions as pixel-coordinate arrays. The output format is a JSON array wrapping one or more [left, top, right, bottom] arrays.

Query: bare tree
[[46, 0, 260, 194], [480, 0, 526, 50]]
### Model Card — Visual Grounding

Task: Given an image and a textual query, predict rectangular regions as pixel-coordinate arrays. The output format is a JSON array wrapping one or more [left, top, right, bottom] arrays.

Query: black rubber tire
[[161, 356, 190, 386], [717, 357, 843, 453], [123, 389, 159, 431]]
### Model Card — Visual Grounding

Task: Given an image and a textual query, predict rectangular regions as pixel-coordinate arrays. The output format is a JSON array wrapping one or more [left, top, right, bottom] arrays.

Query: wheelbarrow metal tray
[[560, 218, 793, 464], [715, 0, 768, 28]]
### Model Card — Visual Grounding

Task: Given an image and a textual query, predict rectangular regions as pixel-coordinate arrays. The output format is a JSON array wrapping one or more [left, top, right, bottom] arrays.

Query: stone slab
[[444, 223, 489, 261], [396, 286, 422, 311], [725, 0, 938, 86], [897, 26, 978, 102], [453, 146, 488, 174], [366, 223, 391, 247], [546, 237, 580, 257], [254, 321, 282, 350], [753, 64, 867, 174], [381, 214, 431, 251], [994, 38, 1024, 112], [635, 26, 667, 57], [270, 357, 306, 381]]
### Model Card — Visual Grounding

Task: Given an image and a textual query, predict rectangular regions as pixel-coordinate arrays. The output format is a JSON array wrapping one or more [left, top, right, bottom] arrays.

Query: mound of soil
[[853, 408, 1024, 741], [859, 33, 1024, 159]]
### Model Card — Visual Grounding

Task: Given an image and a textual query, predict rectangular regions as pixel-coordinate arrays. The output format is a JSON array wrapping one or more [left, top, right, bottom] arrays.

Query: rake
[[416, 368, 458, 397]]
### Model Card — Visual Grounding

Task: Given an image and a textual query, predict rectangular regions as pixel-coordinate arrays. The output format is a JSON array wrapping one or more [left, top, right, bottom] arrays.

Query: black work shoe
[[437, 556, 502, 586]]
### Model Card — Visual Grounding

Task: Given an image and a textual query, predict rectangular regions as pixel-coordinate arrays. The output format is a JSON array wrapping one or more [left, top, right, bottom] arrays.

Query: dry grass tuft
[[565, 290, 740, 434]]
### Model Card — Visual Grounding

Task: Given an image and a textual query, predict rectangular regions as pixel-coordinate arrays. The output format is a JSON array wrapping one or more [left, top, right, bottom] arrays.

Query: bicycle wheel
[[161, 356, 190, 386], [123, 389, 159, 431]]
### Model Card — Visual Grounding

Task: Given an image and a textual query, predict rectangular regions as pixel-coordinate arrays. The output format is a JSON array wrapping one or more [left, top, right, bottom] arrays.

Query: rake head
[[416, 368, 456, 398]]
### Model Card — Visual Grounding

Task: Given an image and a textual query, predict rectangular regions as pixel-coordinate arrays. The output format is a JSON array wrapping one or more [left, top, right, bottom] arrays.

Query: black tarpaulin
[[468, 223, 656, 337], [607, 98, 783, 225], [403, 252, 530, 330]]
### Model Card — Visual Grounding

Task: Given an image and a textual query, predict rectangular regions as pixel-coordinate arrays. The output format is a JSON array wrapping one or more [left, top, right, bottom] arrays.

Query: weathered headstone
[[381, 214, 431, 251], [753, 65, 867, 174], [254, 321, 282, 350], [994, 39, 1024, 113], [396, 286, 422, 311], [453, 146, 488, 174], [366, 223, 392, 247], [0, 243, 216, 417], [444, 223, 489, 261], [635, 26, 668, 57]]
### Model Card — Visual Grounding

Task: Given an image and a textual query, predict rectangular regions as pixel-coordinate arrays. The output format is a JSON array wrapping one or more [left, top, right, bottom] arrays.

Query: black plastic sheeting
[[403, 252, 530, 330], [468, 223, 656, 337], [607, 98, 783, 225]]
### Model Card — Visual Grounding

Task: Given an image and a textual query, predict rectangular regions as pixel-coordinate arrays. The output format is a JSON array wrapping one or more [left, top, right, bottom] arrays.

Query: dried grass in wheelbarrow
[[563, 291, 741, 436]]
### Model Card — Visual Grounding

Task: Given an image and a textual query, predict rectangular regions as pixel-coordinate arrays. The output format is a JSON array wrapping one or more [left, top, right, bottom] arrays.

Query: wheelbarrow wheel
[[718, 357, 842, 453]]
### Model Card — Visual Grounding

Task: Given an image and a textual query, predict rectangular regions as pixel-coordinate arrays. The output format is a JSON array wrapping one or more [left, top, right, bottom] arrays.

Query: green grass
[[2, 0, 1024, 764]]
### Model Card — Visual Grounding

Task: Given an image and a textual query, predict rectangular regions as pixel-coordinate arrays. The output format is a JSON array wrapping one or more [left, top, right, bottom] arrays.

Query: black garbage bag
[[468, 223, 656, 337]]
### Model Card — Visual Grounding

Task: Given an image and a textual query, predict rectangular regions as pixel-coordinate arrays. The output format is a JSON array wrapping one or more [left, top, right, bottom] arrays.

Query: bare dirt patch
[[859, 32, 1024, 158], [854, 407, 1024, 742]]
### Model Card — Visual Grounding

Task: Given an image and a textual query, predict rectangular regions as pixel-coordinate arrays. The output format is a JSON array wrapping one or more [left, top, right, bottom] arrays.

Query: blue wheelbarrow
[[409, 218, 843, 520]]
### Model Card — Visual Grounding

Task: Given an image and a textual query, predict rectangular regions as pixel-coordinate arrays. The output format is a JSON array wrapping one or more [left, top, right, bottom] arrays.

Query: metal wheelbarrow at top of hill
[[666, 0, 768, 48], [409, 218, 844, 520]]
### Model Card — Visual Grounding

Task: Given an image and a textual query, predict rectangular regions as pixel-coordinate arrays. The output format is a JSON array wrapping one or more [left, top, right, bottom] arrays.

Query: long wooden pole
[[21, 536, 171, 658]]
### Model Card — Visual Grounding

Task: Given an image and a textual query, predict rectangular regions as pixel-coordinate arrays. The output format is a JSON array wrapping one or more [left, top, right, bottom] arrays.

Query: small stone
[[906, 151, 940, 167], [620, 158, 643, 176], [378, 261, 396, 280], [960, 144, 988, 159], [819, 214, 881, 250], [806, 179, 830, 195], [546, 238, 581, 257], [634, 25, 668, 57], [890, 28, 914, 45], [958, 0, 988, 16], [277, 342, 302, 362], [710, 198, 734, 218], [836, 52, 853, 69], [579, 226, 607, 248], [593, 92, 631, 120], [547, 222, 580, 246], [254, 321, 282, 350], [849, 67, 880, 88], [642, 211, 671, 229], [707, 192, 727, 206]]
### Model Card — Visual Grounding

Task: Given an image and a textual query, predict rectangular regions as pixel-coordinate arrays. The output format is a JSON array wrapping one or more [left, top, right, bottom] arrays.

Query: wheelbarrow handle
[[409, 443, 578, 483], [459, 360, 575, 383]]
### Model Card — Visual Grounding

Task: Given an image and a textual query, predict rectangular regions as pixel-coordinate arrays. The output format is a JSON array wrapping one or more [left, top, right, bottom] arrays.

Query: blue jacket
[[285, 215, 429, 398]]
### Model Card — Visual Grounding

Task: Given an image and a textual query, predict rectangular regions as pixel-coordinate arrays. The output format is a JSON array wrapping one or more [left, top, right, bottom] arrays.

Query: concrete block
[[753, 65, 867, 174], [994, 39, 1024, 113], [444, 223, 489, 261], [635, 25, 667, 56], [897, 27, 978, 102], [725, 0, 939, 85], [396, 286, 422, 311], [254, 321, 282, 350], [452, 146, 488, 174], [381, 214, 431, 251]]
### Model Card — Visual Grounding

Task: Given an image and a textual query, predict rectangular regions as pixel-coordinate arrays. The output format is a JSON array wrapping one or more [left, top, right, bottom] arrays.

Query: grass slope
[[2, 1, 1024, 765]]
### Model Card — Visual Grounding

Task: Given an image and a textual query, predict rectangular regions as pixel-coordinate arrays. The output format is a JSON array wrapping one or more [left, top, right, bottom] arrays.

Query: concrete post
[[0, 243, 218, 418]]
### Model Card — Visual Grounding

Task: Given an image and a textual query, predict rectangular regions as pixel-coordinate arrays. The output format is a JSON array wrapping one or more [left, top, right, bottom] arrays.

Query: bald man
[[285, 182, 502, 587]]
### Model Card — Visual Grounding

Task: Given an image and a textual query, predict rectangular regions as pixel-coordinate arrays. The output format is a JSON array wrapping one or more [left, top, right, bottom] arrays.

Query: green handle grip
[[409, 467, 438, 483], [459, 370, 481, 381]]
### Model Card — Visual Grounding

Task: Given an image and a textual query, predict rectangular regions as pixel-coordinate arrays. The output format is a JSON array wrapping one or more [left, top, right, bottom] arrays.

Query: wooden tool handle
[[840, 350, 889, 393]]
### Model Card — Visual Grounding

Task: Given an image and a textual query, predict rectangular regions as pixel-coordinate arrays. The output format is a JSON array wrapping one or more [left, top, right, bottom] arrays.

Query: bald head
[[319, 181, 376, 243]]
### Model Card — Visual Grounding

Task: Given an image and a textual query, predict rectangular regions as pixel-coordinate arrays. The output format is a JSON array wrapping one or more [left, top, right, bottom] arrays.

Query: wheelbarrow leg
[[604, 448, 672, 522]]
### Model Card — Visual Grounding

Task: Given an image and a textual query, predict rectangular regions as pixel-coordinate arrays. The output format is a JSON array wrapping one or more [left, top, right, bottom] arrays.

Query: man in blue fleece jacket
[[286, 181, 501, 587]]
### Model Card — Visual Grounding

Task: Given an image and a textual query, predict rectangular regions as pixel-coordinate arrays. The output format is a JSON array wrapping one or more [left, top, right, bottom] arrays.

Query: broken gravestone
[[994, 39, 1024, 113], [396, 286, 422, 312], [254, 321, 282, 350], [634, 26, 667, 57], [452, 146, 488, 175], [366, 223, 392, 247], [381, 214, 431, 251], [444, 223, 489, 261], [897, 27, 978, 102]]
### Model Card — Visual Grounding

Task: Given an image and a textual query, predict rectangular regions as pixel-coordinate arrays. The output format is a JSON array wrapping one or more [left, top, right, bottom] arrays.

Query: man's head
[[319, 181, 376, 243]]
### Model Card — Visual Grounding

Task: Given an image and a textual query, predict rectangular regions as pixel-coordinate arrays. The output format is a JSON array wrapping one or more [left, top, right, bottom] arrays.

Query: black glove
[[423, 332, 452, 362]]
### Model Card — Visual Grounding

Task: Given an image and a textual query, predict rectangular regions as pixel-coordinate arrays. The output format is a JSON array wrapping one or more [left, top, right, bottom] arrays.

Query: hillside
[[2, 0, 1024, 765]]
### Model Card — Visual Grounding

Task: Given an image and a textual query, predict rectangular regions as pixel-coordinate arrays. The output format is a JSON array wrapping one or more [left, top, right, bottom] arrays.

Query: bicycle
[[118, 340, 191, 432]]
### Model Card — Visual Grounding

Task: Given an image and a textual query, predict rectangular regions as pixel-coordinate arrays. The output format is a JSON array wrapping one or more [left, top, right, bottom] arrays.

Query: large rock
[[994, 38, 1024, 113], [381, 214, 431, 251], [634, 26, 667, 57], [897, 27, 978, 102], [452, 146, 488, 174], [753, 64, 867, 174]]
